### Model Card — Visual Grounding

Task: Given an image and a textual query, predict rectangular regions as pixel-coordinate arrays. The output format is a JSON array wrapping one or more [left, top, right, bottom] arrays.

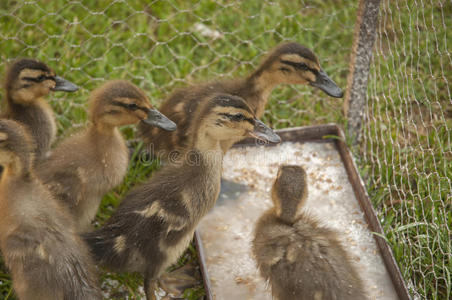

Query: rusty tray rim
[[194, 123, 411, 300]]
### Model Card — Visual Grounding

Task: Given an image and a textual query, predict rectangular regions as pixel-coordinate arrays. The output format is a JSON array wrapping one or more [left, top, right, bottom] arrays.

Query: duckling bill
[[52, 75, 79, 92], [0, 119, 101, 300], [1, 59, 78, 160], [309, 69, 343, 98], [37, 80, 176, 232], [84, 93, 280, 300], [252, 165, 367, 300]]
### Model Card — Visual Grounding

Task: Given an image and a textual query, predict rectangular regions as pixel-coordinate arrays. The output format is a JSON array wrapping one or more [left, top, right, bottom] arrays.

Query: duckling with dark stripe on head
[[36, 80, 176, 232], [84, 93, 280, 300], [0, 119, 101, 300], [1, 59, 78, 160], [252, 165, 367, 300], [138, 42, 343, 157]]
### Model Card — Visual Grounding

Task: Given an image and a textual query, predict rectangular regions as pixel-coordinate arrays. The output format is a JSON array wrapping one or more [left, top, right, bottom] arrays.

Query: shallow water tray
[[194, 124, 410, 300]]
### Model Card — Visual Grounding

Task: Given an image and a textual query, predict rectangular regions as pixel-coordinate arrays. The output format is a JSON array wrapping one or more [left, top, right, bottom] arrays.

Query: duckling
[[252, 165, 367, 300], [84, 93, 280, 300], [36, 80, 176, 232], [138, 42, 343, 156], [1, 58, 78, 160], [0, 119, 101, 300]]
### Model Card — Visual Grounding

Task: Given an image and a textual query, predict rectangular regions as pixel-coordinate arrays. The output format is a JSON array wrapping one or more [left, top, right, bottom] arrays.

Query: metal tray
[[194, 124, 410, 300]]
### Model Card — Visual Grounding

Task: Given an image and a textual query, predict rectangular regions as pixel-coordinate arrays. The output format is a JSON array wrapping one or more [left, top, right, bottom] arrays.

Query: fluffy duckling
[[37, 80, 176, 232], [0, 119, 101, 300], [138, 42, 343, 156], [84, 93, 280, 300], [252, 165, 367, 300], [1, 58, 78, 160]]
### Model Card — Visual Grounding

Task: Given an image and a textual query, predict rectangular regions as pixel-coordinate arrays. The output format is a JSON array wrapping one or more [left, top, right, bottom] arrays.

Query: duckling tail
[[83, 230, 116, 267]]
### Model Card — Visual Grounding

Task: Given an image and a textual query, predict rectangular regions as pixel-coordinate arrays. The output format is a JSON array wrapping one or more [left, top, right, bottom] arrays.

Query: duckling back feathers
[[0, 176, 102, 300], [252, 165, 367, 300], [37, 124, 129, 230], [0, 119, 101, 300], [253, 212, 367, 300], [84, 150, 221, 274]]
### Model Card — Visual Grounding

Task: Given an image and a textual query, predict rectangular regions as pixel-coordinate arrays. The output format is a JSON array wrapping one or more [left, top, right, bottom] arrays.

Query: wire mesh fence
[[0, 0, 450, 299], [364, 0, 451, 299], [0, 0, 355, 136]]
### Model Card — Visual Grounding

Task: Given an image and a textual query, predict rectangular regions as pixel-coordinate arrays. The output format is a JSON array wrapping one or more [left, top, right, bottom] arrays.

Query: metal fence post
[[344, 0, 381, 145]]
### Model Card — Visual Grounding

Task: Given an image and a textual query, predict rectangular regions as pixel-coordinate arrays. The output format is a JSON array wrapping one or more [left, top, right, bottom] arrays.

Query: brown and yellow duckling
[[37, 80, 176, 232], [0, 119, 101, 300], [84, 93, 280, 300], [138, 42, 343, 156], [1, 59, 78, 160], [252, 165, 367, 300]]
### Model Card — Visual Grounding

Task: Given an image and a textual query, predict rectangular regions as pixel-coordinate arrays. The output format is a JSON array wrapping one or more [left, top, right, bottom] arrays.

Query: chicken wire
[[0, 0, 355, 135], [364, 0, 451, 299]]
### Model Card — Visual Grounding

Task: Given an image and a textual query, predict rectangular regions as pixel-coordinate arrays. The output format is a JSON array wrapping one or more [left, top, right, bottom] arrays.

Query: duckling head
[[5, 58, 78, 104], [0, 120, 35, 178], [271, 165, 308, 223], [195, 93, 281, 145], [255, 42, 343, 98], [88, 80, 176, 131]]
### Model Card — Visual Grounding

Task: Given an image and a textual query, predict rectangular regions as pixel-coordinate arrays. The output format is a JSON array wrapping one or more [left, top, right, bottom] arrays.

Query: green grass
[[361, 1, 452, 299], [0, 0, 450, 299]]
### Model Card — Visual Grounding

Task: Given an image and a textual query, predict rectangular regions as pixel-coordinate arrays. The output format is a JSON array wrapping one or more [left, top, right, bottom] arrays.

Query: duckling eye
[[219, 112, 249, 122], [280, 59, 310, 72], [229, 113, 245, 122], [298, 63, 309, 71], [235, 113, 245, 120], [279, 67, 291, 73], [127, 103, 139, 110], [22, 75, 47, 83]]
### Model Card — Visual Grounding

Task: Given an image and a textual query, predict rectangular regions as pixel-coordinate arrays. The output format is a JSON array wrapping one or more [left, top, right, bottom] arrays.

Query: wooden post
[[344, 0, 381, 144]]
